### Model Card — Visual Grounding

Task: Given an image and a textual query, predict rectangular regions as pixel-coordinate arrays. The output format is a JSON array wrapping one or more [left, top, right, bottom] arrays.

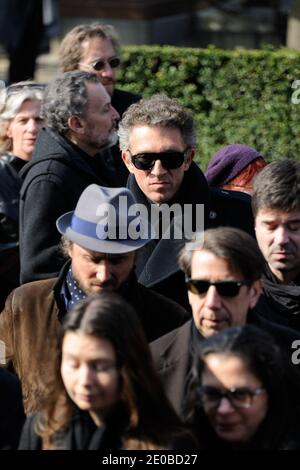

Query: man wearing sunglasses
[[58, 23, 141, 186], [119, 94, 254, 310], [150, 227, 300, 416]]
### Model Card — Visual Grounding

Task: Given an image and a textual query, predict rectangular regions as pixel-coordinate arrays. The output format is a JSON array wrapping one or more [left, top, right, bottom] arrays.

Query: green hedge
[[118, 45, 300, 170]]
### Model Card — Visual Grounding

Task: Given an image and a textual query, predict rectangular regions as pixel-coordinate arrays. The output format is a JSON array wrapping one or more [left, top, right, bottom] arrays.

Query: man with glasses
[[58, 23, 141, 186], [119, 94, 254, 309], [150, 227, 300, 416]]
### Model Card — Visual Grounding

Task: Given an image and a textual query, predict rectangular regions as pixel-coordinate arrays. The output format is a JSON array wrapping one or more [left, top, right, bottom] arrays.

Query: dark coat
[[128, 162, 254, 310], [254, 265, 300, 332], [208, 186, 255, 237], [98, 88, 141, 187], [0, 367, 25, 449], [19, 407, 197, 450], [0, 155, 26, 310], [0, 262, 189, 414], [111, 88, 140, 119], [19, 409, 122, 450], [19, 127, 114, 284], [128, 162, 210, 310], [0, 154, 26, 223], [150, 313, 300, 417]]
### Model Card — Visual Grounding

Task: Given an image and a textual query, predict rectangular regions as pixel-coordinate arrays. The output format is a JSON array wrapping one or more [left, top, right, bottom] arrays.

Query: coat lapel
[[152, 321, 192, 415]]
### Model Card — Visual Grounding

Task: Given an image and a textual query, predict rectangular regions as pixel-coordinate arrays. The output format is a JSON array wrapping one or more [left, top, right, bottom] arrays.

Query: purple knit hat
[[205, 144, 262, 187]]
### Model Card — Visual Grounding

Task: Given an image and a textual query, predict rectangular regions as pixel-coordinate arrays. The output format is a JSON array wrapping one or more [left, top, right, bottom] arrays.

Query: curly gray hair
[[43, 71, 100, 135], [118, 94, 196, 151]]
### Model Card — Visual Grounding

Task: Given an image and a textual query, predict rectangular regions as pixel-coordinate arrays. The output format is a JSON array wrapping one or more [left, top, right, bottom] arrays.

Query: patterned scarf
[[64, 267, 87, 311]]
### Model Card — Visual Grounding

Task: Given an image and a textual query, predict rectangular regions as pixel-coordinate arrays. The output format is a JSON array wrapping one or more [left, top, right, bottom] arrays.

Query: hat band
[[70, 214, 141, 241]]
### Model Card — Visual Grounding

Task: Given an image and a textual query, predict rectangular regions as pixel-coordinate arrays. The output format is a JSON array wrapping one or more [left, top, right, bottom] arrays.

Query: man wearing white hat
[[0, 184, 189, 415]]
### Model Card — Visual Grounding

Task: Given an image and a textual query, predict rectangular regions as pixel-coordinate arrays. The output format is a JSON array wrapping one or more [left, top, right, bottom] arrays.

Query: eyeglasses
[[0, 82, 45, 113], [6, 83, 46, 96], [185, 278, 250, 297], [129, 150, 188, 171], [79, 56, 121, 72], [198, 385, 265, 409]]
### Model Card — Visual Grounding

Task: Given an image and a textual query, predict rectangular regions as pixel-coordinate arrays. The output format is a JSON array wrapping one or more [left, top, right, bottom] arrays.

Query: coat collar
[[128, 163, 209, 287], [153, 320, 192, 371], [52, 260, 71, 321], [150, 320, 192, 415], [20, 128, 105, 188]]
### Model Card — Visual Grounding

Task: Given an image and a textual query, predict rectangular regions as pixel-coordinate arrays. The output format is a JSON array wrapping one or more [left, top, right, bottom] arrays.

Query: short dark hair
[[252, 159, 300, 217], [179, 227, 264, 284]]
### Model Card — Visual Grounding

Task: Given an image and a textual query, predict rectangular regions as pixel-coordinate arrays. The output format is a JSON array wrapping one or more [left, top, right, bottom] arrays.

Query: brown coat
[[0, 278, 61, 415], [150, 320, 192, 416]]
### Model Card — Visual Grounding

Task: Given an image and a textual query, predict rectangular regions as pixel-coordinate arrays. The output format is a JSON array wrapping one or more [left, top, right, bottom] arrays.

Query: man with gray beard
[[19, 71, 119, 284]]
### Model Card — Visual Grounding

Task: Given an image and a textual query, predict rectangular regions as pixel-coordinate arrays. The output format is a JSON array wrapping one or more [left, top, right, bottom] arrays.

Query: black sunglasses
[[185, 278, 250, 297], [129, 150, 187, 171], [198, 385, 265, 409], [79, 57, 121, 72]]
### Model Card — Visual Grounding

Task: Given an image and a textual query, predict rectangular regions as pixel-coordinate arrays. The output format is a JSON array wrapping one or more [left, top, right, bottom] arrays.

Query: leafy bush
[[118, 45, 300, 170]]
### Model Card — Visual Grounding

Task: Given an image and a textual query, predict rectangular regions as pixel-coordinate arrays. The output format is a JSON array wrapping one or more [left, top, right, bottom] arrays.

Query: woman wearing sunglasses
[[19, 293, 195, 450], [185, 325, 300, 449]]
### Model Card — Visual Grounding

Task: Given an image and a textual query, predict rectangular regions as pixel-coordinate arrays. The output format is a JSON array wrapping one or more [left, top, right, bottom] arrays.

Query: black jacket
[[112, 88, 140, 119], [99, 88, 141, 187], [19, 409, 123, 450], [0, 155, 26, 309], [19, 407, 197, 450], [208, 186, 255, 236], [0, 154, 26, 224], [19, 128, 114, 284], [254, 265, 300, 332], [128, 162, 254, 309], [128, 162, 210, 310], [0, 367, 25, 449]]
